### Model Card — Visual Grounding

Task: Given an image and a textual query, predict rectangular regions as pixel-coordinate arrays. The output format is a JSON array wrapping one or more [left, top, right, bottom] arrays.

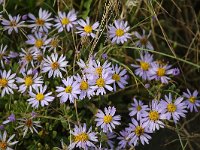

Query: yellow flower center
[[96, 78, 105, 87], [50, 39, 59, 48], [25, 76, 33, 86], [0, 141, 7, 150], [84, 25, 92, 33], [25, 54, 33, 62], [140, 61, 150, 71], [36, 93, 45, 101], [134, 126, 144, 136], [25, 119, 33, 127], [149, 111, 159, 121], [51, 62, 59, 70], [157, 68, 166, 77], [112, 74, 120, 82], [189, 96, 196, 103], [137, 105, 142, 111], [0, 78, 8, 87], [37, 55, 43, 62], [115, 29, 124, 37], [140, 37, 147, 45], [103, 115, 113, 124], [36, 18, 45, 26], [167, 103, 176, 112], [80, 81, 89, 90], [96, 67, 102, 75], [65, 86, 72, 93], [74, 132, 89, 142], [61, 17, 70, 25], [35, 39, 44, 48]]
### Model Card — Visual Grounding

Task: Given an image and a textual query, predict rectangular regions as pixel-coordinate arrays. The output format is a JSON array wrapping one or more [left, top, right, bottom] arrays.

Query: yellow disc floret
[[149, 111, 159, 121], [157, 68, 166, 77], [103, 115, 113, 124], [189, 96, 196, 103], [84, 25, 92, 33], [96, 78, 105, 87], [35, 39, 44, 48], [0, 141, 7, 150], [25, 76, 33, 86], [0, 78, 8, 87], [61, 17, 70, 25], [36, 18, 45, 26], [167, 103, 176, 112], [65, 86, 72, 93], [74, 132, 89, 142], [51, 62, 59, 70], [134, 126, 144, 136], [140, 61, 150, 71], [115, 29, 124, 37], [80, 81, 89, 90], [112, 74, 120, 82], [36, 93, 45, 101]]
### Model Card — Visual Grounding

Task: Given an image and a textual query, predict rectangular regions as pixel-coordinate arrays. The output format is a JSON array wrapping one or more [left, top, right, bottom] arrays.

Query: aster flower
[[111, 64, 128, 91], [129, 98, 149, 120], [54, 9, 77, 32], [19, 48, 36, 70], [0, 44, 8, 68], [0, 70, 17, 97], [77, 58, 94, 75], [42, 53, 68, 78], [117, 129, 131, 149], [56, 76, 81, 103], [76, 17, 99, 38], [16, 69, 43, 93], [141, 100, 166, 131], [183, 89, 200, 112], [26, 32, 51, 50], [2, 114, 16, 124], [69, 123, 98, 150], [131, 52, 154, 80], [0, 131, 18, 150], [149, 62, 174, 84], [47, 36, 60, 52], [1, 14, 24, 34], [134, 29, 154, 50], [16, 117, 42, 137], [27, 85, 54, 108], [74, 74, 95, 100], [105, 132, 117, 149], [91, 70, 114, 95], [108, 19, 131, 44], [28, 8, 53, 33], [161, 93, 187, 124], [127, 119, 152, 146], [95, 106, 121, 132]]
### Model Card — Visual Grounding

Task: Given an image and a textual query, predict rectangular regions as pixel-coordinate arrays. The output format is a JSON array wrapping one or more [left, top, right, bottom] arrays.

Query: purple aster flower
[[141, 100, 166, 131], [69, 123, 98, 150], [102, 53, 108, 60], [129, 98, 149, 121], [183, 89, 200, 112], [134, 29, 154, 50], [106, 132, 117, 149], [131, 52, 154, 80], [149, 62, 174, 84], [0, 125, 4, 130], [2, 114, 16, 124], [117, 128, 131, 149], [161, 93, 187, 123], [108, 19, 131, 44], [111, 64, 128, 91], [95, 106, 121, 133], [127, 119, 152, 146], [172, 68, 180, 76]]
